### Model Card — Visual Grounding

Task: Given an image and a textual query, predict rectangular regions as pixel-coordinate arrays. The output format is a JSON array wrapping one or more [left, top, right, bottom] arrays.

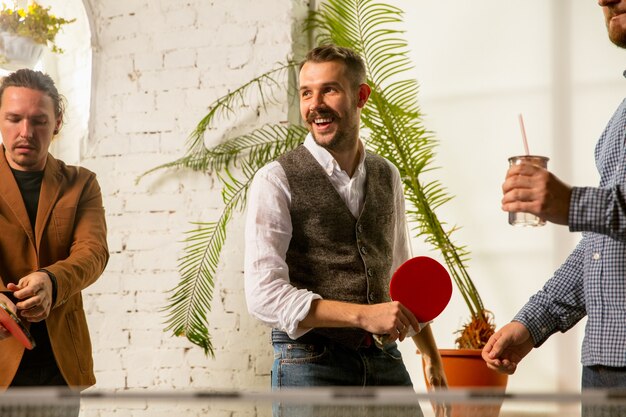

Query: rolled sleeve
[[244, 162, 322, 338]]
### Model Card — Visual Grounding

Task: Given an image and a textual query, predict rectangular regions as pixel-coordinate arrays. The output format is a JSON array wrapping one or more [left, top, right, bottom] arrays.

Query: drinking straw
[[518, 113, 530, 155]]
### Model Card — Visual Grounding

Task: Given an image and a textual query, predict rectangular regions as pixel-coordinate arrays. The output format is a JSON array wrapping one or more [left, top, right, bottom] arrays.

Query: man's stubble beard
[[606, 17, 626, 48], [310, 100, 361, 153], [609, 28, 626, 48], [311, 121, 359, 154]]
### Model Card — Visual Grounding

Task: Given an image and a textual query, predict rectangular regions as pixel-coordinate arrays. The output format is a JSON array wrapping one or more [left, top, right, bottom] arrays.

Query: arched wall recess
[[7, 0, 96, 165]]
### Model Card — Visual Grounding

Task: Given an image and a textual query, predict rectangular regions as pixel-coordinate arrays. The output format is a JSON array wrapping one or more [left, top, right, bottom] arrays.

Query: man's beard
[[609, 28, 626, 48], [308, 108, 359, 152], [605, 13, 626, 48]]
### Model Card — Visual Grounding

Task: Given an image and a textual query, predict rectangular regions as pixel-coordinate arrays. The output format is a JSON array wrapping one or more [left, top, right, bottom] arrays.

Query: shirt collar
[[303, 133, 366, 177]]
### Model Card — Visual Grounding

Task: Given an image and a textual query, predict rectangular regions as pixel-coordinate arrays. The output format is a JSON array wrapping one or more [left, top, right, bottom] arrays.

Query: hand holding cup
[[502, 155, 572, 226], [506, 155, 549, 227]]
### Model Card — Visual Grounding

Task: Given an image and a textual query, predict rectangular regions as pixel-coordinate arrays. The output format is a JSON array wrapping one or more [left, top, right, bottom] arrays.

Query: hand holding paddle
[[374, 256, 452, 347], [0, 301, 36, 350], [390, 256, 452, 323]]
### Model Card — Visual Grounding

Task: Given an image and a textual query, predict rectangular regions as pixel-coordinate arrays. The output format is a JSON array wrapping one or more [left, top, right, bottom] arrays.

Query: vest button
[[368, 292, 375, 301], [367, 268, 373, 277], [360, 246, 367, 255], [357, 224, 363, 233]]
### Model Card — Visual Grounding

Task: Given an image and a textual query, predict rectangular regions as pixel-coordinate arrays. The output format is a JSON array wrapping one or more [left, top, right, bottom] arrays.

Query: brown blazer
[[0, 145, 109, 389]]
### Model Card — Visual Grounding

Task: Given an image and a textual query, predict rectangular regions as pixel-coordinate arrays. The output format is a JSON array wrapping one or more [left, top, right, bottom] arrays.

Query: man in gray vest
[[244, 45, 447, 416]]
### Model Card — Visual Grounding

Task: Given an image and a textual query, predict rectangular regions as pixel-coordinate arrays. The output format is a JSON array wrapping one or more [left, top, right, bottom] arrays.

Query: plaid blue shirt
[[515, 94, 626, 367]]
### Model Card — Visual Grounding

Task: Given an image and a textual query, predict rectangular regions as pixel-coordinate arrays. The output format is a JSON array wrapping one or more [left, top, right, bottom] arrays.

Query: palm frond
[[137, 124, 308, 184], [160, 123, 305, 352], [136, 63, 299, 184], [162, 215, 229, 357], [186, 62, 298, 155], [162, 168, 247, 356]]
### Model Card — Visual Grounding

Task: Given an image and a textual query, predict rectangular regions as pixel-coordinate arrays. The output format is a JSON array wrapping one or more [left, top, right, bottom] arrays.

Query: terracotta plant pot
[[422, 348, 508, 417]]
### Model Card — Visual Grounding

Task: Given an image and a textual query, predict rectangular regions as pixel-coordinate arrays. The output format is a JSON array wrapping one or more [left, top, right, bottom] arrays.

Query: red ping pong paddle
[[0, 302, 36, 350], [389, 256, 453, 323]]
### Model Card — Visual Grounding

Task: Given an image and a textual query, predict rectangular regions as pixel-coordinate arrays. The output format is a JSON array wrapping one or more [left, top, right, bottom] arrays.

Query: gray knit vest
[[278, 145, 395, 349]]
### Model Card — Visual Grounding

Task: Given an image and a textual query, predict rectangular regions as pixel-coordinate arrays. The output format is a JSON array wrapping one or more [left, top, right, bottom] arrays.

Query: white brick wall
[[61, 0, 309, 415]]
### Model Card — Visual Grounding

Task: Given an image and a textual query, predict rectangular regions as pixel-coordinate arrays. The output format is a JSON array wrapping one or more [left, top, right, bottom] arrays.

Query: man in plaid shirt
[[482, 0, 626, 407]]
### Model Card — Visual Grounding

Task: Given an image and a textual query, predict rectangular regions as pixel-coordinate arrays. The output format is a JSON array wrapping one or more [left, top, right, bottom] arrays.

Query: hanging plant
[[0, 1, 75, 57]]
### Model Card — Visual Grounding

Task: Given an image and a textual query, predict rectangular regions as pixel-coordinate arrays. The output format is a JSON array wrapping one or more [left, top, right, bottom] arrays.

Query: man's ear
[[53, 117, 62, 135], [356, 83, 371, 108]]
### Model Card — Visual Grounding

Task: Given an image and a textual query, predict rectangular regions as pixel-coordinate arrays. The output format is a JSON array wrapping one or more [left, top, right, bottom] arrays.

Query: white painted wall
[[26, 0, 625, 415]]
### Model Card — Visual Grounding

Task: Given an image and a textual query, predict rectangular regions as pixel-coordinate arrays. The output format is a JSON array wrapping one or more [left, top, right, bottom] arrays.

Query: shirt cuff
[[513, 307, 555, 347], [285, 294, 323, 339]]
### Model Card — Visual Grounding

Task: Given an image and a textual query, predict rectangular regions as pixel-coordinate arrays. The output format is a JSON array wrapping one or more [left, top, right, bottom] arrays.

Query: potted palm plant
[[0, 1, 75, 70], [141, 0, 498, 366]]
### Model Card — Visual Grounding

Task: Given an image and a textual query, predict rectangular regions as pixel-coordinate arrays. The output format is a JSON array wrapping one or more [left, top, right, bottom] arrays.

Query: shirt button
[[592, 253, 600, 260]]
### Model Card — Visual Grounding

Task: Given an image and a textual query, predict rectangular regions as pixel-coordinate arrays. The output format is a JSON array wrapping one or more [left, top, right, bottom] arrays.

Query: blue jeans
[[271, 331, 423, 417], [581, 365, 626, 417]]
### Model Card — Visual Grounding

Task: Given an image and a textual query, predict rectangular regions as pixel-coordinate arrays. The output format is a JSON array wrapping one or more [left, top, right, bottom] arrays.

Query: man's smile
[[307, 110, 339, 131]]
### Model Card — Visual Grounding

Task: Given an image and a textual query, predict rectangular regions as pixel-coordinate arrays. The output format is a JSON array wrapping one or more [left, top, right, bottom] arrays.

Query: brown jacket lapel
[[0, 145, 35, 247], [34, 154, 62, 251]]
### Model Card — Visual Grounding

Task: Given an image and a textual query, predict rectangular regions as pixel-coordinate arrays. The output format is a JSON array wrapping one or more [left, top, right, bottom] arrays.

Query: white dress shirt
[[244, 133, 411, 339]]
